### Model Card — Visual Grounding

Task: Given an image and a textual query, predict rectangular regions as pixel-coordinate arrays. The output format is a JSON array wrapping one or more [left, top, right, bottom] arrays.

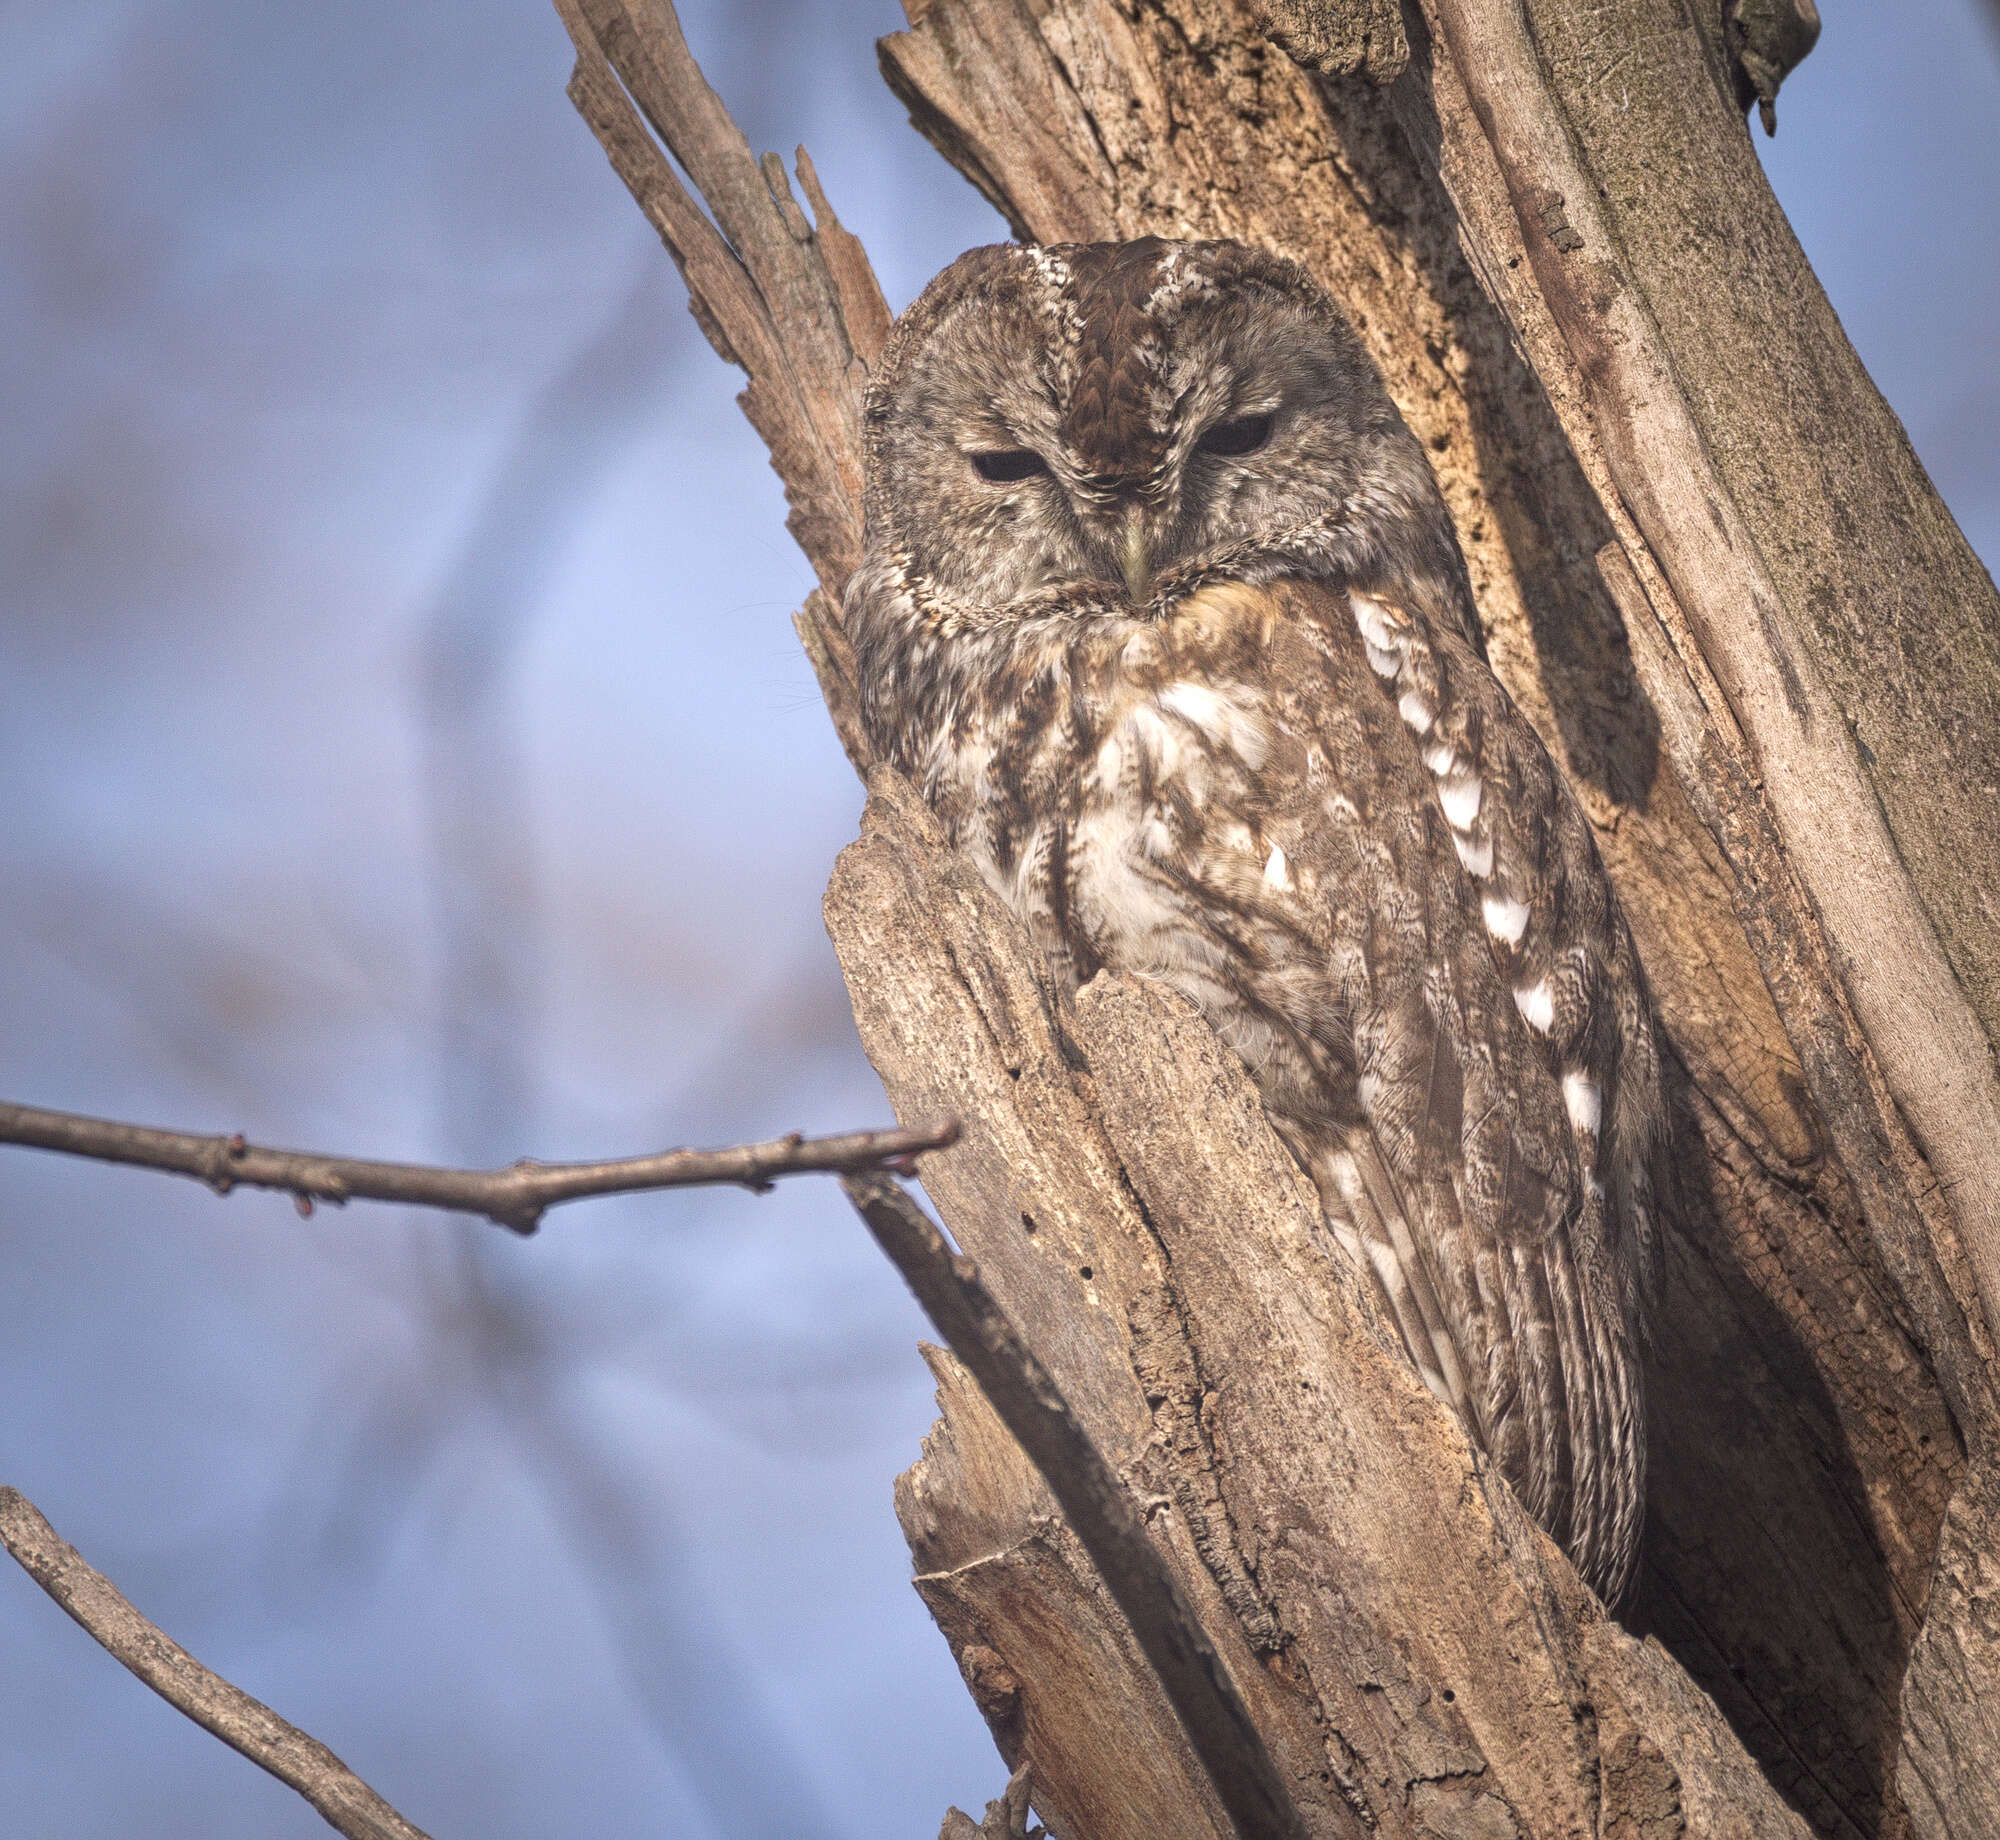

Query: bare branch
[[0, 1487, 433, 1840], [0, 1099, 959, 1235], [840, 1172, 1307, 1840]]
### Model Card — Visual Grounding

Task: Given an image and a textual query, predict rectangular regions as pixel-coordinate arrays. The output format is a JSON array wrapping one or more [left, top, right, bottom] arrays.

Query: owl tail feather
[[1317, 1137, 1479, 1441], [1311, 1132, 1646, 1601]]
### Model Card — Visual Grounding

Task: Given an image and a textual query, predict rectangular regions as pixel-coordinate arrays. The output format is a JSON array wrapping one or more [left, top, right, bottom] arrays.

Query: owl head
[[854, 237, 1466, 625]]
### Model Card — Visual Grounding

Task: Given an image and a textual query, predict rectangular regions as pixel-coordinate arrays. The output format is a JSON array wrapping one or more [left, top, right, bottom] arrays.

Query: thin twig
[[0, 1487, 434, 1840], [0, 1100, 959, 1235], [841, 1173, 1307, 1840]]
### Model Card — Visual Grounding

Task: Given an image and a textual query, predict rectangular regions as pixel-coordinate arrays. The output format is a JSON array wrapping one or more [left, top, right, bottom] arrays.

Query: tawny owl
[[846, 237, 1670, 1603]]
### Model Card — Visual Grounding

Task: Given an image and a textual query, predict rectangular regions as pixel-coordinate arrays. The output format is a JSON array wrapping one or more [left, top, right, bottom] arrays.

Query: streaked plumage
[[847, 238, 1669, 1602]]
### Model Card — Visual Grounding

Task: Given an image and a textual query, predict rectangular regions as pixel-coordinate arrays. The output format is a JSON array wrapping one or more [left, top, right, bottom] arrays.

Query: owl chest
[[942, 670, 1312, 999]]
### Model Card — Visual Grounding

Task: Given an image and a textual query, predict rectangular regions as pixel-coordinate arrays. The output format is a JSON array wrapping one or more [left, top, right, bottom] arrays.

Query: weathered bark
[[552, 0, 2000, 1833]]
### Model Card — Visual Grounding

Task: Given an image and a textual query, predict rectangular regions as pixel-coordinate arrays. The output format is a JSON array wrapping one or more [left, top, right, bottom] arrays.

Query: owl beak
[[1121, 506, 1153, 604]]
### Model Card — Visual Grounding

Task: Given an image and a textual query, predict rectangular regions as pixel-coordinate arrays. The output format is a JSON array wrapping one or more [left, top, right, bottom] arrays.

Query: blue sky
[[0, 3, 1993, 1834]]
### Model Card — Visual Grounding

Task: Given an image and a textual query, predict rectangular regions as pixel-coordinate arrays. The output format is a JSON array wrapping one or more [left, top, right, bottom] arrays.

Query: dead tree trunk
[[552, 2, 2000, 1834]]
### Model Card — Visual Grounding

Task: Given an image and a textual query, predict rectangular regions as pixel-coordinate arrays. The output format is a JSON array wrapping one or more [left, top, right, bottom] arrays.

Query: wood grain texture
[[843, 1169, 1306, 1839], [904, 1348, 1239, 1840], [1255, 0, 1407, 80], [1521, 0, 2000, 1062], [1895, 1462, 2000, 1840]]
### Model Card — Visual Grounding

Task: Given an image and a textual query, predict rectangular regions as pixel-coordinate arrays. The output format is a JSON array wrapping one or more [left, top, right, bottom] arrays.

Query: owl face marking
[[1353, 596, 1407, 679], [858, 239, 1420, 622]]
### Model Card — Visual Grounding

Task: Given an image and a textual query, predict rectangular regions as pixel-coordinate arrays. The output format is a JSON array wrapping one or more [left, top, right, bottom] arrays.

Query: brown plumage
[[1061, 237, 1176, 484], [846, 238, 1670, 1602]]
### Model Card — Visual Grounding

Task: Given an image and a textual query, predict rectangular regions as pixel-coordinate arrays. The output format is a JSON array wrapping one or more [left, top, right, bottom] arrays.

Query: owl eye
[[969, 448, 1048, 484], [1197, 412, 1274, 458]]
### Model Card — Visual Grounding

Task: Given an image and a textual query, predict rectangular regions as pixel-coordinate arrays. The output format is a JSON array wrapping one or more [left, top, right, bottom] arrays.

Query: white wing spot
[[1263, 843, 1293, 891], [1439, 772, 1483, 830], [1352, 594, 1402, 651], [1453, 829, 1494, 877], [1482, 894, 1530, 945], [1356, 1072, 1382, 1117], [1398, 690, 1434, 734], [1422, 740, 1458, 776], [1354, 595, 1406, 680], [1563, 1070, 1602, 1136], [1514, 980, 1556, 1033]]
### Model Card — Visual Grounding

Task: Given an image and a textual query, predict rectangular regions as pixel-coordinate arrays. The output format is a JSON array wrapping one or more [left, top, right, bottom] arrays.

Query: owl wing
[[1175, 574, 1662, 1599]]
